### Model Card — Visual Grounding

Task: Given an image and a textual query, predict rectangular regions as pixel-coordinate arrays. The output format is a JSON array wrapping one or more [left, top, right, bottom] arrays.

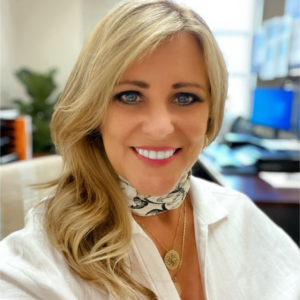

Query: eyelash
[[113, 90, 203, 106]]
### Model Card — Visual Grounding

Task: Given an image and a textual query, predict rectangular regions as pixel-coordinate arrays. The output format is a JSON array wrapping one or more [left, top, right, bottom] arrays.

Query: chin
[[130, 175, 182, 196]]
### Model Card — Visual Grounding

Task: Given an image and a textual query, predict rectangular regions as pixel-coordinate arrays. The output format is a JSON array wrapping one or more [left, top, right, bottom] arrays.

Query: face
[[102, 32, 210, 196]]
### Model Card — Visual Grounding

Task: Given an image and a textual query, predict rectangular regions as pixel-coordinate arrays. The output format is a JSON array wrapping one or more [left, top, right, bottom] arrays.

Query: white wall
[[1, 0, 124, 107], [1, 0, 83, 106], [81, 0, 121, 41], [1, 0, 19, 107]]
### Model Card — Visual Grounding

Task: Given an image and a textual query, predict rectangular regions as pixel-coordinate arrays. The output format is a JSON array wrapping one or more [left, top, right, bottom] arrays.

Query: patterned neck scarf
[[119, 171, 191, 216]]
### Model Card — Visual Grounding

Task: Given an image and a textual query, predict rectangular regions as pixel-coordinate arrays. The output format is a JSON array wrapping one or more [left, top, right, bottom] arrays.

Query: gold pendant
[[164, 250, 180, 270], [174, 282, 182, 296]]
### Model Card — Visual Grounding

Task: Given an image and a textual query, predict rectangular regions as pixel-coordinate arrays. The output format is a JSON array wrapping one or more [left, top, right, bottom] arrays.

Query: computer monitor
[[250, 87, 294, 131]]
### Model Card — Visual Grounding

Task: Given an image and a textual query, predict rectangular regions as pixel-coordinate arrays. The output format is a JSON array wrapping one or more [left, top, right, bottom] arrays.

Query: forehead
[[119, 32, 209, 91]]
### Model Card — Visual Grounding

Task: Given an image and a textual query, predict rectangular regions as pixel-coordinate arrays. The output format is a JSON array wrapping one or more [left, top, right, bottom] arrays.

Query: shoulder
[[190, 175, 258, 215], [191, 175, 249, 200], [0, 202, 106, 299], [190, 176, 299, 252], [191, 177, 300, 298]]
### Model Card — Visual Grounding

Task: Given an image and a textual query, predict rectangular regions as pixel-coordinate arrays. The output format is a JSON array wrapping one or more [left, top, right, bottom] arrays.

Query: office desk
[[193, 154, 299, 245]]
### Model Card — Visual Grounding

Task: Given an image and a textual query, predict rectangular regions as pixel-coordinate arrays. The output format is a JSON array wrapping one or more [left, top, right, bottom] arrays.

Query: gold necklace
[[135, 200, 187, 296], [136, 201, 183, 270], [172, 200, 186, 296]]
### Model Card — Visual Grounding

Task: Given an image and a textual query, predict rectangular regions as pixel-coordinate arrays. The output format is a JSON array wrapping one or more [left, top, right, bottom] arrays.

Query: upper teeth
[[135, 148, 176, 160]]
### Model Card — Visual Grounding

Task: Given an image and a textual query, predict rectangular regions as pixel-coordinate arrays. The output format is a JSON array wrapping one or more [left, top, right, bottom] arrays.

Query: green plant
[[13, 68, 58, 153]]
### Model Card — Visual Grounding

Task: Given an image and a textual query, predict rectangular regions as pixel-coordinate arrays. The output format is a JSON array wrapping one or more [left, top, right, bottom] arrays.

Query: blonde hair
[[44, 1, 228, 299]]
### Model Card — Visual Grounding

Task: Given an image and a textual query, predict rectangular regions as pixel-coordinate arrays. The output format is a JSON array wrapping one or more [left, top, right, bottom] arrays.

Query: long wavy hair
[[43, 1, 228, 299]]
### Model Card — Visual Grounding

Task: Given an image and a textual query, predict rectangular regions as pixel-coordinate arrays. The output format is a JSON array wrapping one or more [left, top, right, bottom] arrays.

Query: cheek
[[102, 106, 136, 147], [182, 110, 209, 141], [102, 109, 128, 172]]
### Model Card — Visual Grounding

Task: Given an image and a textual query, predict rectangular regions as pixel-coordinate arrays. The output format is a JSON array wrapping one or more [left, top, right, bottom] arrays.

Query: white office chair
[[0, 155, 63, 239]]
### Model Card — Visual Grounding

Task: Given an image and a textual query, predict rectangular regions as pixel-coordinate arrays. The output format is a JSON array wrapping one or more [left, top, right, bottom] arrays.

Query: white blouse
[[0, 176, 299, 300]]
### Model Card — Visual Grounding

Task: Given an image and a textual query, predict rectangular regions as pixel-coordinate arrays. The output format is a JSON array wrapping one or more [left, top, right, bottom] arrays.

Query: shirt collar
[[131, 176, 229, 234], [189, 176, 228, 225]]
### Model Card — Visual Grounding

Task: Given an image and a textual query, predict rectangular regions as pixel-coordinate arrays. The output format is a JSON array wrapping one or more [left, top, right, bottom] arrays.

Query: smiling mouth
[[132, 147, 181, 160]]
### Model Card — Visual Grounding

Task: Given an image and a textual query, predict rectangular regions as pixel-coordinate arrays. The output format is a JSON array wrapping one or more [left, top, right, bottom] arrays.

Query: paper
[[259, 172, 300, 189], [259, 139, 300, 151]]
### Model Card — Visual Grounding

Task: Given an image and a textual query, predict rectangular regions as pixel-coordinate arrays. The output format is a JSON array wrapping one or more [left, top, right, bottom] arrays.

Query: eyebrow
[[118, 80, 149, 88], [118, 80, 205, 91], [172, 82, 205, 90]]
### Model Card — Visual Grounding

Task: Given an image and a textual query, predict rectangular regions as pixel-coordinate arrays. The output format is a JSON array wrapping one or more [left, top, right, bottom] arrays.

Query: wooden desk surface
[[198, 154, 299, 205]]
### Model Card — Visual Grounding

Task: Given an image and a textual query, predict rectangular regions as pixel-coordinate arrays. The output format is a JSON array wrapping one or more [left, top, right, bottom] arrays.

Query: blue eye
[[178, 94, 191, 104], [175, 93, 202, 106], [124, 93, 138, 102], [114, 91, 141, 104]]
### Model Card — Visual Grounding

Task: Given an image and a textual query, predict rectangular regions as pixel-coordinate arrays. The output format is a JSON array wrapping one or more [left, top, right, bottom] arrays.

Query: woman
[[1, 1, 299, 299]]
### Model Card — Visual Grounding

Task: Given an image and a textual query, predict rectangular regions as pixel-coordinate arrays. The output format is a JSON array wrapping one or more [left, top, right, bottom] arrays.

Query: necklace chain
[[136, 200, 183, 252], [136, 201, 186, 296], [134, 200, 187, 290], [172, 200, 186, 283]]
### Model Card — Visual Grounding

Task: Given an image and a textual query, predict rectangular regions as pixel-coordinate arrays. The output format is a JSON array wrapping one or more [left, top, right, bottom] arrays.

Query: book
[[0, 109, 32, 164], [13, 116, 32, 160]]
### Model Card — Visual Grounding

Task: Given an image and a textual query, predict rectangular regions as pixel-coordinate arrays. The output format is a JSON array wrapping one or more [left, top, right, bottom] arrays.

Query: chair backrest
[[0, 155, 63, 239]]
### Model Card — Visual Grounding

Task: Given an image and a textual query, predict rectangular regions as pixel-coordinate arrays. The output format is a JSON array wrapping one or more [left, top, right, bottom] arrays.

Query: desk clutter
[[204, 133, 300, 183]]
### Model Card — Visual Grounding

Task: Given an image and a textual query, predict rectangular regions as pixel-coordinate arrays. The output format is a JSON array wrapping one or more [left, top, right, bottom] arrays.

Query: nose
[[141, 104, 175, 139]]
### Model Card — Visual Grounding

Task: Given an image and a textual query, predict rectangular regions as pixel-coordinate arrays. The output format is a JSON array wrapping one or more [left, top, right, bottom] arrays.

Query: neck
[[120, 171, 192, 217]]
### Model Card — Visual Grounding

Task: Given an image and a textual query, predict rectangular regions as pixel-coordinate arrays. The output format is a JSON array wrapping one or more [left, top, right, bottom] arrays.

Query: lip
[[131, 147, 181, 165], [133, 146, 177, 151]]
